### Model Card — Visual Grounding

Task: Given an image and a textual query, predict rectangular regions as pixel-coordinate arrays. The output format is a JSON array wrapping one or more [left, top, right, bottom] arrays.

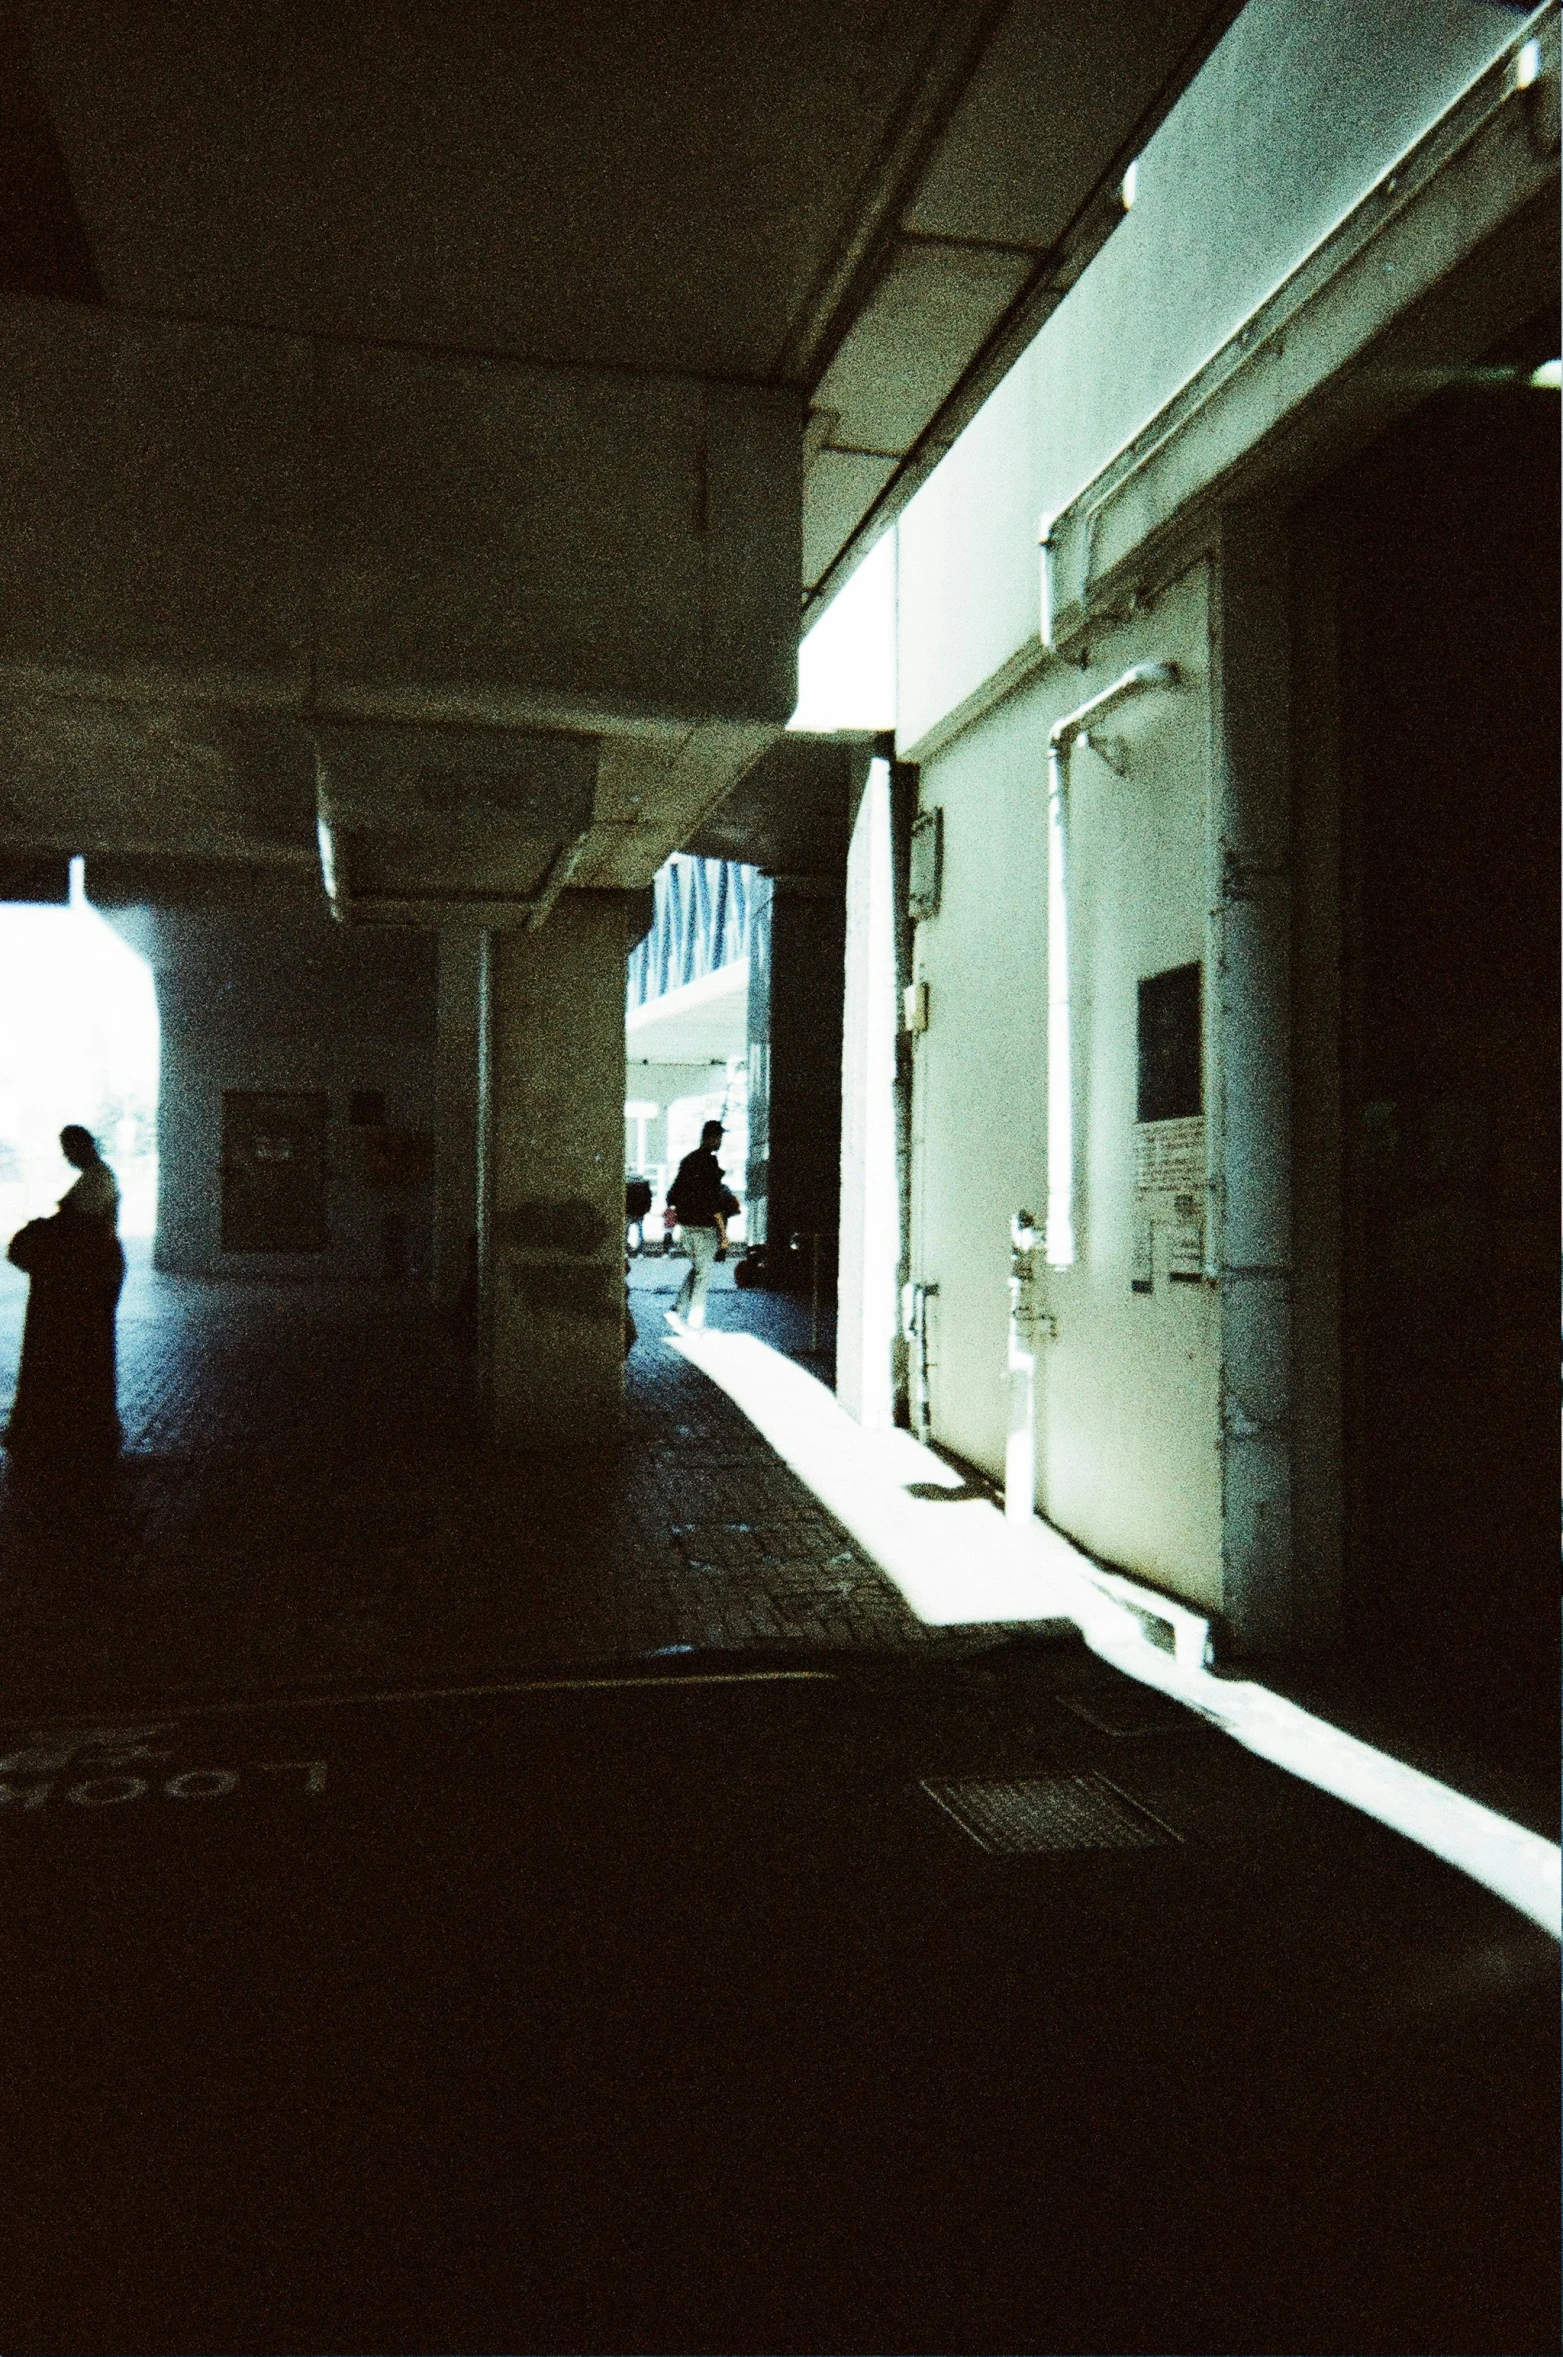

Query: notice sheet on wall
[[1132, 1115, 1206, 1291]]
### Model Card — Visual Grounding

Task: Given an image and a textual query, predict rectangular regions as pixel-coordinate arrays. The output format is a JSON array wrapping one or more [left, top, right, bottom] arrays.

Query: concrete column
[[481, 892, 627, 1447], [1287, 505, 1346, 1653], [433, 925, 483, 1306], [1212, 508, 1295, 1653], [742, 874, 845, 1284]]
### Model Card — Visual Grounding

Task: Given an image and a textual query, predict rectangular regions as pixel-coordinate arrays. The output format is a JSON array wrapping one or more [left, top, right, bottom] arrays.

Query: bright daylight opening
[[0, 861, 160, 1247], [671, 1323, 1563, 1941], [789, 530, 896, 733], [625, 853, 753, 1313]]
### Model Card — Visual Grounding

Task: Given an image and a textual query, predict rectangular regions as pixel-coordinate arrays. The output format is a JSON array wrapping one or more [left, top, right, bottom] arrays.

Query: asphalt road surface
[[2, 1641, 1555, 2357]]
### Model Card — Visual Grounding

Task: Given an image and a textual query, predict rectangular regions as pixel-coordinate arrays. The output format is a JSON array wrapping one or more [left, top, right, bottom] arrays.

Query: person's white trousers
[[674, 1226, 721, 1328]]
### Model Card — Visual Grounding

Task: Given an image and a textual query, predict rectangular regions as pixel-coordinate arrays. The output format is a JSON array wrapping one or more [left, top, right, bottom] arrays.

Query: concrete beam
[[0, 295, 803, 908], [0, 699, 318, 874], [312, 720, 599, 925], [684, 731, 876, 880], [0, 299, 312, 711], [0, 852, 70, 902], [0, 297, 802, 733], [86, 855, 321, 910], [311, 350, 800, 736]]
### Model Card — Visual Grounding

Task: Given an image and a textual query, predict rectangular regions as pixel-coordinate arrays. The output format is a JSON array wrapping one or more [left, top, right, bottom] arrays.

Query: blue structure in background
[[627, 856, 752, 1011]]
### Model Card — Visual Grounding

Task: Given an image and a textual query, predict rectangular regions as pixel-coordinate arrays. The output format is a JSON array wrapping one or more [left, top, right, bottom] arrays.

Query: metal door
[[220, 1091, 329, 1252], [1033, 559, 1222, 1605]]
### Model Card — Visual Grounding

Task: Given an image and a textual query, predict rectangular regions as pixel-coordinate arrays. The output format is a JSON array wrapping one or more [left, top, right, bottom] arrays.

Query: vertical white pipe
[[1044, 740, 1076, 1268], [1005, 1213, 1040, 1521], [1041, 667, 1178, 1270]]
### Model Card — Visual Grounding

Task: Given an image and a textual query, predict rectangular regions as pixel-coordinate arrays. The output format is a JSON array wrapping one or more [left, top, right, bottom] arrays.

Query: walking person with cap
[[665, 1120, 738, 1332]]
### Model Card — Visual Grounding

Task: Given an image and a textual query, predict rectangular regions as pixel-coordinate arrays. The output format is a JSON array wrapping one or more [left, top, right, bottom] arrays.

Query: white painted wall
[[908, 683, 1049, 1478], [896, 0, 1521, 755], [909, 565, 1222, 1602], [833, 0, 1542, 1633], [837, 762, 898, 1429]]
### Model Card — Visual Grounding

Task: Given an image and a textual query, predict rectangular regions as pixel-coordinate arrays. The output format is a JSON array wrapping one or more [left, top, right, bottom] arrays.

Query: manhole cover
[[1057, 1689, 1190, 1738], [921, 1771, 1181, 1853]]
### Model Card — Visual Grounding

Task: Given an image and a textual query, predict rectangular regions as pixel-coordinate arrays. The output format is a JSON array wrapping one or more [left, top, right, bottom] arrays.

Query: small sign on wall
[[1133, 1116, 1206, 1291], [909, 808, 943, 920]]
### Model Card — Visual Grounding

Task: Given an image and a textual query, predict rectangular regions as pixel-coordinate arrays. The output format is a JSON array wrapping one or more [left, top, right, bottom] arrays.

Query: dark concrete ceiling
[[19, 0, 973, 376], [8, 0, 1244, 620]]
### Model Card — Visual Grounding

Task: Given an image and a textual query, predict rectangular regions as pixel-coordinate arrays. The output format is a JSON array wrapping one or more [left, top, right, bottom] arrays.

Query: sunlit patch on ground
[[672, 1322, 1562, 1937], [0, 1251, 987, 1710]]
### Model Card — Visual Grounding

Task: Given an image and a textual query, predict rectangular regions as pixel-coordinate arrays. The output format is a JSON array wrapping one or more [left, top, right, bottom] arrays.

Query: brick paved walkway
[[0, 1248, 960, 1711]]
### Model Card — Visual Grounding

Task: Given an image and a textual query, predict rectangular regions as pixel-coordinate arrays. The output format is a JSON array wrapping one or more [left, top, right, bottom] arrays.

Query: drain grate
[[921, 1771, 1181, 1853]]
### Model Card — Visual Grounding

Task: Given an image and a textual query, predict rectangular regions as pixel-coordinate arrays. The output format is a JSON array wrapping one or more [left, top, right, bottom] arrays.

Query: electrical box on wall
[[1137, 963, 1201, 1123], [903, 980, 930, 1035], [908, 808, 942, 920]]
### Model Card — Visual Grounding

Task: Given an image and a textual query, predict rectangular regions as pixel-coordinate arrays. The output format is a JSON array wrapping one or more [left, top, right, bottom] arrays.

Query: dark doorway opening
[[220, 1090, 330, 1253], [1332, 308, 1559, 1770]]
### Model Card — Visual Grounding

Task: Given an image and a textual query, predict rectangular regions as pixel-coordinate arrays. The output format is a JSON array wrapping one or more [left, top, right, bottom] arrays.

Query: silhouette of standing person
[[3, 1125, 125, 1467]]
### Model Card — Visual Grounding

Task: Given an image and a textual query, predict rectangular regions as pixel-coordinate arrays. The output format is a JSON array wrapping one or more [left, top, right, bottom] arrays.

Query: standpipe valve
[[1005, 1209, 1051, 1522]]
